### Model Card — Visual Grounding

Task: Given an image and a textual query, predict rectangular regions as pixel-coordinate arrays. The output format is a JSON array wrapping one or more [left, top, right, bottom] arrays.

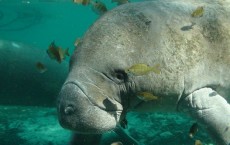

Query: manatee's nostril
[[64, 105, 75, 115]]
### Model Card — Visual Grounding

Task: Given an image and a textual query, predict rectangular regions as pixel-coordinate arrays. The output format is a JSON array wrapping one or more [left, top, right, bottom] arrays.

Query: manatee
[[57, 0, 230, 144], [0, 40, 68, 106]]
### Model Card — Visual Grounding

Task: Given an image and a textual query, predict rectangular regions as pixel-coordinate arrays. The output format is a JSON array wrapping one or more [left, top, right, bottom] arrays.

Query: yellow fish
[[35, 62, 47, 73], [137, 92, 158, 101], [195, 140, 202, 145], [125, 63, 160, 76], [47, 41, 69, 63], [90, 1, 107, 15], [73, 0, 90, 5], [191, 6, 204, 17]]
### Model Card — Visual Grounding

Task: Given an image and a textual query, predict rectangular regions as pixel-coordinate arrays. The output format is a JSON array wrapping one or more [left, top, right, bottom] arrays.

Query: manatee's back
[[78, 0, 230, 102], [112, 0, 230, 100], [108, 0, 230, 102]]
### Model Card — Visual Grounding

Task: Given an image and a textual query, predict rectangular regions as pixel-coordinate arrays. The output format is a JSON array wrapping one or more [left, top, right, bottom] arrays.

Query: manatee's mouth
[[65, 81, 123, 112], [57, 81, 123, 133]]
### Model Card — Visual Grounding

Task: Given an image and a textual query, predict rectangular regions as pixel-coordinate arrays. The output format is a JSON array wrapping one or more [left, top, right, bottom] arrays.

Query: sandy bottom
[[0, 105, 214, 145]]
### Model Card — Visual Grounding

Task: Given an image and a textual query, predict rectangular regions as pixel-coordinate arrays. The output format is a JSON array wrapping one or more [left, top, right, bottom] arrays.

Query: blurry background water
[[0, 0, 214, 145], [0, 0, 100, 51]]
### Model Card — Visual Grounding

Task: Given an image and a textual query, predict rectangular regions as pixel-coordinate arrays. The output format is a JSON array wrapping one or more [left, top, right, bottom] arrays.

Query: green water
[[0, 0, 214, 145]]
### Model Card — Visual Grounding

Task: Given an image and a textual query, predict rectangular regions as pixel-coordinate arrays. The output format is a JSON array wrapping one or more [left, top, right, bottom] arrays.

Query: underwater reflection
[[0, 5, 42, 31]]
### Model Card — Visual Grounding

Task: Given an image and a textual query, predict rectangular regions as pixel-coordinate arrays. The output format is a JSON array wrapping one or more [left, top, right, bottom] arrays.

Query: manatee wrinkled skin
[[57, 0, 230, 144]]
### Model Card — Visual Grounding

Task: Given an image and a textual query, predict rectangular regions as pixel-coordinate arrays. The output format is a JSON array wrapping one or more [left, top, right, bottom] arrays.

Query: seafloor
[[0, 105, 213, 145]]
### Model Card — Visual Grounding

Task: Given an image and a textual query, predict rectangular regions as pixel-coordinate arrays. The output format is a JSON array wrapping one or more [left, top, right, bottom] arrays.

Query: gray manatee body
[[57, 0, 230, 144]]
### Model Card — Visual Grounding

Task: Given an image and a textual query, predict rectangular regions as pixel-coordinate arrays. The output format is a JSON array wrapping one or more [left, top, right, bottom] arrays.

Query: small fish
[[35, 62, 47, 73], [111, 142, 123, 145], [195, 140, 202, 145], [125, 63, 160, 76], [47, 42, 58, 59], [47, 41, 69, 63], [189, 122, 199, 138], [73, 0, 90, 5], [137, 92, 158, 101], [191, 6, 204, 17], [90, 0, 107, 15], [181, 22, 196, 31], [111, 0, 128, 5]]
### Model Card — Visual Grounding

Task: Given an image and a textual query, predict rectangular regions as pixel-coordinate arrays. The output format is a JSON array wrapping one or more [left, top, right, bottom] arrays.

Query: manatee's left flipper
[[178, 87, 230, 145]]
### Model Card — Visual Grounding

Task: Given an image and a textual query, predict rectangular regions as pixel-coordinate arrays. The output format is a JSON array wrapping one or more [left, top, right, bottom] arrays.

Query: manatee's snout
[[57, 82, 84, 130], [57, 81, 122, 133]]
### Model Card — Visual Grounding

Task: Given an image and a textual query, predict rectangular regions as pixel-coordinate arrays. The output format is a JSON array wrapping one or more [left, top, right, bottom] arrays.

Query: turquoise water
[[0, 0, 213, 145], [0, 0, 100, 53], [0, 0, 116, 106]]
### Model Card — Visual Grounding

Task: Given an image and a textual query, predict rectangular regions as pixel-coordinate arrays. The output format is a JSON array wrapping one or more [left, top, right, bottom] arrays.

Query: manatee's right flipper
[[70, 127, 139, 145], [113, 126, 139, 145], [178, 88, 230, 145]]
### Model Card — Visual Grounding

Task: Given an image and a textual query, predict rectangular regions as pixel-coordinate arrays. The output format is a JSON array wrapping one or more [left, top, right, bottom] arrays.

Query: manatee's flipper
[[70, 127, 139, 145], [178, 88, 230, 145], [113, 126, 139, 145]]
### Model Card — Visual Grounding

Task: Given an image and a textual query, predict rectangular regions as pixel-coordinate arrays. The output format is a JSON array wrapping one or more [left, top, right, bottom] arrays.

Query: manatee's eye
[[116, 73, 124, 80], [114, 69, 128, 82]]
